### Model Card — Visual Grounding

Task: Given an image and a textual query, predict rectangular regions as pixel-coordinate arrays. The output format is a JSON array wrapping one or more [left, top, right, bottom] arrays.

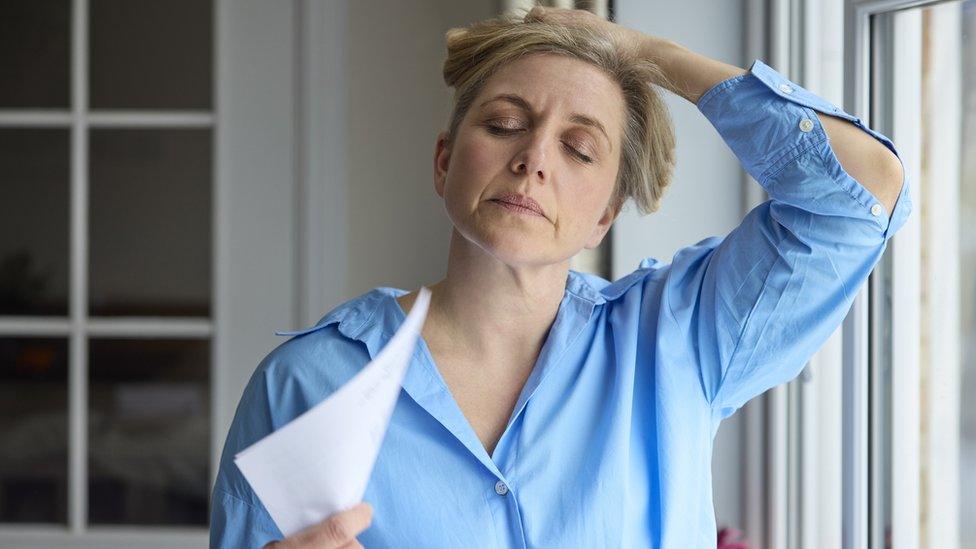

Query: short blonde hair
[[442, 11, 676, 215]]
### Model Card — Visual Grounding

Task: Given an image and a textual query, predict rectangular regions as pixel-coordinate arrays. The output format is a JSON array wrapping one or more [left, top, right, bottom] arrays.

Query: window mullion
[[887, 8, 922, 546], [68, 0, 89, 534]]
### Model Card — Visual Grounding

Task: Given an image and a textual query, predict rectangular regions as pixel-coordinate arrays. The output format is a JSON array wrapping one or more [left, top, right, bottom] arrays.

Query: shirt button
[[799, 118, 815, 132], [494, 480, 509, 495], [779, 83, 794, 94], [871, 203, 884, 216]]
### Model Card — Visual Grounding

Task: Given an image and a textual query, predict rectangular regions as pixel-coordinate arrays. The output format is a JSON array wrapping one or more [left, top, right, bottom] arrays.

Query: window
[[0, 0, 214, 539], [777, 1, 976, 547], [743, 1, 975, 547], [868, 0, 974, 547]]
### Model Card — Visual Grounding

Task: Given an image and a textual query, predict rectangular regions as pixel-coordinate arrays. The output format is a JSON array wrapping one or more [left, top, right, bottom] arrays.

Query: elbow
[[879, 145, 905, 189], [874, 147, 905, 215]]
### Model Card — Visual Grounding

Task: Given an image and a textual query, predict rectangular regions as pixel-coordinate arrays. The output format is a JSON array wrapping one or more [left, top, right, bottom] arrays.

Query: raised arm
[[526, 6, 913, 415], [642, 37, 905, 214], [525, 6, 905, 214]]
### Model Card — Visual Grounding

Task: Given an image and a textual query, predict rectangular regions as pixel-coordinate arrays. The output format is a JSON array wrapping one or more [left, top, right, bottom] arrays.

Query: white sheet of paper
[[234, 286, 431, 537]]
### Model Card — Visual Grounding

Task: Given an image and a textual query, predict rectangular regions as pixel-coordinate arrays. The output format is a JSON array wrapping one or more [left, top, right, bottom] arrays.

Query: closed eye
[[485, 125, 594, 164]]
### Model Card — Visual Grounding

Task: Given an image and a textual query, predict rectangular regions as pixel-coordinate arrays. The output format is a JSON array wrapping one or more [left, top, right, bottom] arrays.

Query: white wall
[[614, 0, 748, 532], [343, 0, 496, 298]]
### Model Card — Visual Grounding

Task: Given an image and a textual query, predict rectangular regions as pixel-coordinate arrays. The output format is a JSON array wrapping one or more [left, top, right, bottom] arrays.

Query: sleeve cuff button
[[871, 203, 884, 217]]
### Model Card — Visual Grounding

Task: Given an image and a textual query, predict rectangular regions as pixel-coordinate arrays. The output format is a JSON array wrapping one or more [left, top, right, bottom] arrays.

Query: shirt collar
[[274, 263, 662, 341], [270, 265, 658, 475]]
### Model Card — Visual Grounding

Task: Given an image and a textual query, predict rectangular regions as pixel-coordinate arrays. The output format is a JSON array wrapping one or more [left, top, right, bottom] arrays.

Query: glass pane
[[0, 129, 70, 316], [89, 129, 211, 317], [89, 0, 212, 109], [0, 1, 70, 108], [0, 338, 69, 524], [88, 338, 209, 525]]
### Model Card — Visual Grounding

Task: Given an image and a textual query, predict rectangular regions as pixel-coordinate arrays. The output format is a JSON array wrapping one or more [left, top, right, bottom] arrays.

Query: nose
[[510, 137, 548, 182]]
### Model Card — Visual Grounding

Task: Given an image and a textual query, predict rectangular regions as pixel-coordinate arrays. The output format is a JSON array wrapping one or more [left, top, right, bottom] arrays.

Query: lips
[[490, 193, 545, 218]]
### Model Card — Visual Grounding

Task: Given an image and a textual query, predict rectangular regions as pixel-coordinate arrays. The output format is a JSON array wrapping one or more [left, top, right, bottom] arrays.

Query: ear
[[583, 197, 623, 250], [433, 131, 452, 198]]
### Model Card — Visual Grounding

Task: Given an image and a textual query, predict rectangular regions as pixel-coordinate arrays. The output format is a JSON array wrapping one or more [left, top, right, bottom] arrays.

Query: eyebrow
[[479, 93, 612, 152]]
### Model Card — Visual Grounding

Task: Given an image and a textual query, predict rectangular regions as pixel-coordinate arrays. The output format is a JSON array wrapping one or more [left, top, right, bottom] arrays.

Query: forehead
[[476, 53, 625, 132]]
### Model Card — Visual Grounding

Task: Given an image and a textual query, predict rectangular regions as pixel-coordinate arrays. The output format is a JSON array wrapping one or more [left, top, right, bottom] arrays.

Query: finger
[[346, 502, 373, 525], [524, 5, 544, 22], [315, 503, 373, 546]]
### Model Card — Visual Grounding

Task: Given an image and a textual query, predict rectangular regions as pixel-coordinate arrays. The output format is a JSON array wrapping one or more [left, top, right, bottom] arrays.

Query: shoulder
[[257, 286, 405, 418], [569, 256, 674, 305], [574, 237, 728, 306], [213, 288, 402, 507]]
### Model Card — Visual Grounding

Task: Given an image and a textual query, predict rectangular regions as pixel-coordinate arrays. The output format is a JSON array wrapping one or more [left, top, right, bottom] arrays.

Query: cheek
[[451, 137, 501, 183], [557, 178, 615, 228], [442, 137, 505, 215]]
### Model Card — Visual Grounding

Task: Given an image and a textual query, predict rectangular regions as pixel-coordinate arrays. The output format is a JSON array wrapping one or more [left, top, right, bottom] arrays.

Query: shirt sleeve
[[210, 364, 284, 548], [664, 58, 913, 418]]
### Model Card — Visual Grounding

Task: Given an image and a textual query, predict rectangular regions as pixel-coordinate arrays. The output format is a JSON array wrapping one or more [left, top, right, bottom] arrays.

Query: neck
[[408, 228, 569, 362]]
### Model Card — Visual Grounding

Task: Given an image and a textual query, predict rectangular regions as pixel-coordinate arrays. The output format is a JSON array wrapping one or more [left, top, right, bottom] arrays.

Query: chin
[[466, 224, 572, 268], [446, 201, 574, 267]]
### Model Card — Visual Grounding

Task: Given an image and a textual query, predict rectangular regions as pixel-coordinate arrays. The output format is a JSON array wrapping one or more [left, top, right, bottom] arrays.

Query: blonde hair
[[442, 11, 676, 215]]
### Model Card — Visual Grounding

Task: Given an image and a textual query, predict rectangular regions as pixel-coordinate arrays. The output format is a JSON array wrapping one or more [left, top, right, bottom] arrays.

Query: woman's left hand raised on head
[[523, 6, 747, 105], [522, 5, 660, 59]]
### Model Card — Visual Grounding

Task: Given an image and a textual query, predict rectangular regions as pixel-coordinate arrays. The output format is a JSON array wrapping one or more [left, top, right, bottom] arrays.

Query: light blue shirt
[[210, 59, 912, 548]]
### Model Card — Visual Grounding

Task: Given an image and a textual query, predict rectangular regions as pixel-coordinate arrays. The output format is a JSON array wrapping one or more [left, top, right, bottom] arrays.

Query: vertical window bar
[[210, 0, 224, 494], [767, 1, 795, 546], [69, 0, 89, 533], [842, 3, 879, 547], [786, 3, 806, 547], [843, 292, 870, 549], [868, 11, 895, 549], [869, 257, 893, 549], [888, 7, 922, 547]]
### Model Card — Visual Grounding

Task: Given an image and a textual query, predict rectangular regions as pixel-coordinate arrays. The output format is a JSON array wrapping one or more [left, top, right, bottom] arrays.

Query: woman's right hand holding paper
[[264, 503, 373, 549]]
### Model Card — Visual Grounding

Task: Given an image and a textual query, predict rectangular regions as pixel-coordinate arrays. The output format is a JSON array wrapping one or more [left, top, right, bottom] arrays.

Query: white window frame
[[0, 0, 307, 546], [885, 7, 922, 546], [0, 0, 212, 544]]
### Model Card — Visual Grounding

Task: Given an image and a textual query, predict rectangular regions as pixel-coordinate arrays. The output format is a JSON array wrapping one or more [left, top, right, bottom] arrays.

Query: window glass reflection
[[0, 338, 68, 524], [89, 0, 212, 109], [88, 338, 209, 525], [89, 129, 212, 317], [0, 1, 70, 108], [0, 129, 70, 316]]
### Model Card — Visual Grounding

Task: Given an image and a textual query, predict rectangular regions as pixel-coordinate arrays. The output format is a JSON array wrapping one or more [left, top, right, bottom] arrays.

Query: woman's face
[[433, 52, 627, 268]]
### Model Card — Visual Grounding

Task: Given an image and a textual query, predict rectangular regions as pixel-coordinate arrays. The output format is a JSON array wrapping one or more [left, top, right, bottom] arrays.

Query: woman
[[211, 7, 910, 548]]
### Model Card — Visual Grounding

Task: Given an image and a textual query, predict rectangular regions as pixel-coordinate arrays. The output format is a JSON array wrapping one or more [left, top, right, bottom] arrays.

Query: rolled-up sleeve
[[663, 58, 913, 418]]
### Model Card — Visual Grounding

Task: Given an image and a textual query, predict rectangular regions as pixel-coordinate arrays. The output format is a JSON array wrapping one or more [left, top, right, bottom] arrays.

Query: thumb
[[318, 503, 373, 546]]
